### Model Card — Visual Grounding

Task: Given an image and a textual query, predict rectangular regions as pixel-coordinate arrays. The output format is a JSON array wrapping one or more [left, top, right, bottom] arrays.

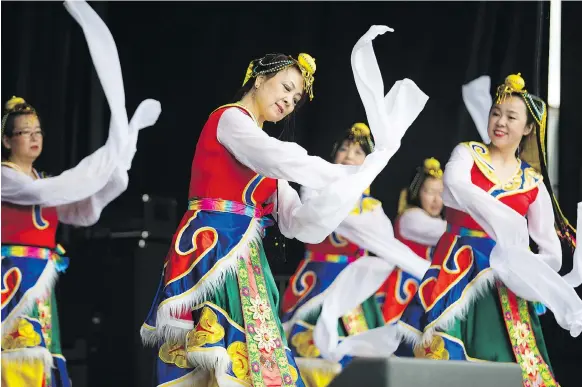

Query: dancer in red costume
[[1, 2, 161, 385], [141, 25, 430, 387], [376, 158, 446, 324]]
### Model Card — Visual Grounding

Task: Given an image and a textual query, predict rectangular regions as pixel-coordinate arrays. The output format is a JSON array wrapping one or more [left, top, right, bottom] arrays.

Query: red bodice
[[1, 167, 58, 248], [189, 106, 277, 207], [445, 162, 539, 231]]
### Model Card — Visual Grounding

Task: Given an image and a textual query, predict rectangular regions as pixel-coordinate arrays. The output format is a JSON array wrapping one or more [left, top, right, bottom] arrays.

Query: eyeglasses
[[12, 130, 44, 138]]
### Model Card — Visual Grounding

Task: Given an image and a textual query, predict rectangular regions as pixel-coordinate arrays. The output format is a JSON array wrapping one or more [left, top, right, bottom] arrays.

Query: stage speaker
[[329, 357, 522, 387]]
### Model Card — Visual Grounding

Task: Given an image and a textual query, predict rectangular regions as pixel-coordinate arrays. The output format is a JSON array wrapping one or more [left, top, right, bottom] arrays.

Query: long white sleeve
[[2, 99, 160, 210], [218, 27, 427, 194], [399, 208, 446, 247], [55, 168, 128, 226], [217, 108, 359, 190], [527, 184, 563, 267], [313, 145, 582, 363], [335, 209, 430, 279], [56, 100, 161, 226], [443, 144, 582, 336], [563, 203, 582, 287], [228, 26, 427, 249], [272, 182, 383, 245], [306, 24, 431, 360], [2, 152, 117, 208], [2, 1, 162, 225], [462, 75, 492, 144]]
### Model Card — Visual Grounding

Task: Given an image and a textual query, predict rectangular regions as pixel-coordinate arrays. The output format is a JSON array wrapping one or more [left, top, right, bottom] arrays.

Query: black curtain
[[3, 2, 581, 386]]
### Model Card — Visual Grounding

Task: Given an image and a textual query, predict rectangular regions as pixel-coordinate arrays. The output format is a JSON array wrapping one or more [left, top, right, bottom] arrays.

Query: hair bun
[[351, 122, 371, 138], [504, 73, 525, 92], [424, 157, 440, 171], [423, 157, 443, 178], [4, 96, 26, 112], [298, 53, 316, 75]]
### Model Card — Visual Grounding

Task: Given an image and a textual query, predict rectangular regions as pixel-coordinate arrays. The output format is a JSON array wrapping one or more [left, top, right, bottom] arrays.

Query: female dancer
[[281, 123, 387, 387], [141, 25, 430, 387], [1, 2, 161, 385], [397, 73, 579, 386], [376, 158, 446, 324], [311, 74, 582, 375]]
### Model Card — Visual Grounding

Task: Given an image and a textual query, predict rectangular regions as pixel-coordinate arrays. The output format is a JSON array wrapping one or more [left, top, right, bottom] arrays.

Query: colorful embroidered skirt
[[375, 267, 423, 325], [141, 198, 304, 386], [1, 245, 70, 387], [397, 226, 559, 386], [281, 252, 384, 387]]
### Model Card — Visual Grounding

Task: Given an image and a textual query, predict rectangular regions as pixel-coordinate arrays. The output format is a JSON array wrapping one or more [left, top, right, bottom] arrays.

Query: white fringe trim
[[140, 319, 194, 348], [295, 357, 342, 374], [396, 322, 422, 349], [142, 219, 263, 346], [187, 347, 231, 380], [421, 269, 496, 345], [1, 346, 54, 374], [2, 260, 58, 334]]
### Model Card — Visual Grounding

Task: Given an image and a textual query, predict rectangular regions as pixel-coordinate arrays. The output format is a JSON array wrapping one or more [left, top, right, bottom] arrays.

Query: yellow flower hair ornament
[[424, 157, 443, 179]]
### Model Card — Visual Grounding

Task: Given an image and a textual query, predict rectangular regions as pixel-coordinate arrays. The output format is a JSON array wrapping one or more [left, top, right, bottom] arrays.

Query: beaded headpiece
[[495, 73, 547, 172], [331, 122, 375, 159], [398, 157, 443, 215], [495, 73, 576, 253], [1, 96, 36, 137], [242, 53, 316, 101]]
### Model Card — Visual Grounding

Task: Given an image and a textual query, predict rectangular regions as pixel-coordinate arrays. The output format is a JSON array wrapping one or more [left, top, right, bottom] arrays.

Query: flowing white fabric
[[444, 144, 582, 336], [219, 26, 428, 245], [334, 209, 430, 279], [462, 75, 492, 144], [315, 256, 400, 362], [399, 208, 447, 246], [462, 75, 582, 288], [2, 102, 159, 226], [217, 108, 359, 190], [311, 25, 432, 360], [312, 206, 434, 361], [563, 203, 582, 286], [1, 1, 161, 226]]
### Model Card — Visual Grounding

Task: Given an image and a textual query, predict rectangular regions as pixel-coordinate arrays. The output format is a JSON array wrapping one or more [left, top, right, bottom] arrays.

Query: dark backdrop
[[2, 2, 581, 386]]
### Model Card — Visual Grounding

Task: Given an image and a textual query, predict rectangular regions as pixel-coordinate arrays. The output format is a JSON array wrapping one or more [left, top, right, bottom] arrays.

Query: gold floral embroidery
[[1, 319, 42, 350], [414, 335, 450, 360], [159, 342, 190, 368], [252, 324, 277, 353], [512, 321, 530, 347], [500, 168, 523, 191], [521, 349, 540, 376], [464, 141, 542, 194], [37, 297, 52, 348], [524, 167, 542, 188], [186, 307, 225, 349], [227, 341, 252, 383], [290, 330, 320, 358], [247, 295, 271, 324]]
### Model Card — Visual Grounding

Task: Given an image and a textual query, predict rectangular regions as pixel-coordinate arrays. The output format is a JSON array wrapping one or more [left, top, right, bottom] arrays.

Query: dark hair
[[232, 53, 309, 110], [402, 158, 444, 218], [493, 91, 576, 253], [1, 102, 39, 160], [406, 173, 433, 209], [330, 126, 374, 161], [490, 92, 537, 156]]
